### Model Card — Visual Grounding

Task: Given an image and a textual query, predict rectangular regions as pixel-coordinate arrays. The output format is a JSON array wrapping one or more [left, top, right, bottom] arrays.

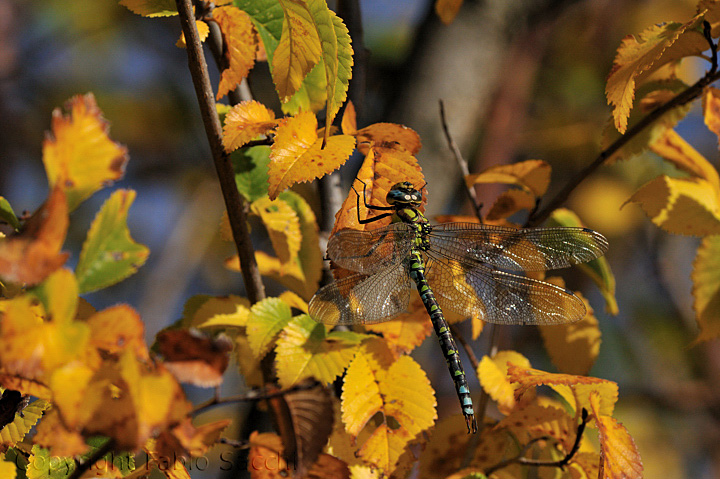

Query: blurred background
[[1, 0, 718, 478]]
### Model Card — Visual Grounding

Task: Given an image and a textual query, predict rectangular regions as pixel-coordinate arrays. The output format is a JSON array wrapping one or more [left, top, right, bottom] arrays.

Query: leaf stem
[[175, 0, 265, 304], [526, 59, 720, 227], [68, 439, 115, 479], [191, 381, 319, 416], [484, 408, 590, 475]]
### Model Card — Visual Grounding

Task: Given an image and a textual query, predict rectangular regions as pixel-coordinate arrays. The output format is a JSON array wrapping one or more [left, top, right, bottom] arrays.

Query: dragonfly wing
[[309, 260, 412, 325], [425, 253, 586, 325], [428, 223, 608, 271], [327, 224, 416, 274]]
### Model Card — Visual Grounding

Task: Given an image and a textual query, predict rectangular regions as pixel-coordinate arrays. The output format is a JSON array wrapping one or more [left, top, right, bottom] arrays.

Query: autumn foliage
[[3, 0, 720, 478]]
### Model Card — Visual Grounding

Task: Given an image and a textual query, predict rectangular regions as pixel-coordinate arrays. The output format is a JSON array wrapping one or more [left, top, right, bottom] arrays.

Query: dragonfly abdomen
[[408, 250, 478, 433]]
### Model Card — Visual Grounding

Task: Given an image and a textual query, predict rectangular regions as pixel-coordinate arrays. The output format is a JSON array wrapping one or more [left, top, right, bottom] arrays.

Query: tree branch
[[527, 60, 720, 227], [191, 381, 320, 416], [175, 0, 265, 304]]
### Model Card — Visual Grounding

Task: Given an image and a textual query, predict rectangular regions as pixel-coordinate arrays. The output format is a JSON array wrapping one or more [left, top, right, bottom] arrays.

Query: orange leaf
[[0, 186, 69, 285], [33, 408, 89, 457], [222, 100, 277, 152], [268, 111, 355, 200], [704, 86, 720, 147], [176, 19, 209, 48], [435, 0, 463, 25], [486, 189, 537, 221], [465, 159, 551, 197], [589, 393, 643, 479], [331, 145, 425, 234], [87, 304, 149, 360], [156, 329, 232, 388], [356, 123, 422, 156], [364, 296, 433, 355], [214, 6, 258, 100], [341, 100, 357, 135], [42, 94, 128, 211], [248, 432, 349, 479], [508, 364, 618, 418], [496, 402, 579, 453]]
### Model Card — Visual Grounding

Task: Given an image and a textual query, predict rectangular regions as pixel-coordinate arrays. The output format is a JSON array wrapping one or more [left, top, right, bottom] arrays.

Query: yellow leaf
[[119, 0, 177, 17], [0, 457, 15, 479], [0, 375, 50, 399], [692, 235, 720, 341], [650, 129, 720, 190], [341, 338, 436, 473], [540, 289, 601, 375], [185, 294, 251, 329], [278, 290, 308, 313], [356, 123, 422, 156], [364, 296, 433, 355], [32, 409, 89, 457], [214, 6, 258, 100], [268, 111, 355, 200], [477, 351, 531, 414], [222, 100, 277, 152], [629, 175, 720, 235], [273, 0, 323, 102], [331, 146, 425, 233], [0, 397, 50, 449], [251, 197, 302, 264], [0, 186, 69, 286], [176, 19, 209, 48], [508, 365, 618, 418], [275, 314, 364, 387], [606, 16, 703, 134], [235, 335, 264, 388], [589, 393, 643, 479], [49, 361, 95, 428], [435, 0, 463, 24], [465, 159, 551, 197], [42, 94, 128, 211]]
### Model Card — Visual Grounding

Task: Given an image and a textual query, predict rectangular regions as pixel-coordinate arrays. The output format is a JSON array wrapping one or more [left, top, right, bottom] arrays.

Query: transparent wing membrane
[[326, 224, 416, 275], [428, 223, 608, 272]]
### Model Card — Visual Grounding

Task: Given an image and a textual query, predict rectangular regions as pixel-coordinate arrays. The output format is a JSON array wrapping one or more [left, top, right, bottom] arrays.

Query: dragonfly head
[[386, 182, 422, 207]]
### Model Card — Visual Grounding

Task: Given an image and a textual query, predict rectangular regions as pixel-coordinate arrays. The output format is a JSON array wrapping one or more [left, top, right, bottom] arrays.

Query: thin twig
[[484, 408, 590, 475], [439, 100, 483, 220], [191, 381, 320, 416], [175, 0, 265, 304], [68, 439, 115, 479], [527, 60, 720, 227], [704, 21, 718, 75]]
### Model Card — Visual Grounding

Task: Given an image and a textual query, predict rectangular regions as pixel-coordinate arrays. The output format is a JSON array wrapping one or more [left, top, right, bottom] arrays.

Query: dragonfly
[[308, 181, 609, 433]]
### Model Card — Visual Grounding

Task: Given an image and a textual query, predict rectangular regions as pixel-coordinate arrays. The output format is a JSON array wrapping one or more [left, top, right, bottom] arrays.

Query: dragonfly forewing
[[428, 223, 608, 272], [327, 224, 416, 275]]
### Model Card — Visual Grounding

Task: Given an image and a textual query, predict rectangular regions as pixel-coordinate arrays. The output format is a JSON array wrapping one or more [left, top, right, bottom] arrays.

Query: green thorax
[[386, 182, 430, 249]]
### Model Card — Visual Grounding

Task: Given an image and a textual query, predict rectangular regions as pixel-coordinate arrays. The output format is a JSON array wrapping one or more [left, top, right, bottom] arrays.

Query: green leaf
[[27, 445, 75, 479], [247, 297, 294, 358], [0, 197, 20, 230], [75, 189, 149, 293], [548, 208, 618, 315], [306, 2, 353, 135], [282, 60, 328, 115], [275, 314, 365, 388], [232, 146, 271, 203], [236, 0, 284, 65]]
